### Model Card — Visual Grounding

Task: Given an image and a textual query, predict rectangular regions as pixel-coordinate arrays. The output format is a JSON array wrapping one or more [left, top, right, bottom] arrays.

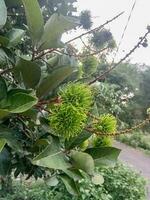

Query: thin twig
[[33, 12, 124, 60], [54, 47, 108, 58], [0, 67, 13, 75], [66, 12, 124, 44], [80, 37, 97, 53], [89, 29, 150, 85], [34, 48, 55, 60], [85, 117, 150, 137]]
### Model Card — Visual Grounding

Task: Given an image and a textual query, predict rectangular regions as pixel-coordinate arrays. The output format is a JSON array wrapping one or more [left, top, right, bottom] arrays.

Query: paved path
[[114, 141, 150, 200]]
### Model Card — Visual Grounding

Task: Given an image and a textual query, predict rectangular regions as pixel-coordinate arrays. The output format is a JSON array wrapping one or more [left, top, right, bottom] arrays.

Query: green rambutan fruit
[[94, 114, 117, 134], [49, 103, 87, 139], [59, 83, 93, 112], [92, 136, 113, 147]]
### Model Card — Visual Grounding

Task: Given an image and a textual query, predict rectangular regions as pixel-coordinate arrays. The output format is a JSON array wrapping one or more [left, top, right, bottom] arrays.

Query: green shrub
[[1, 163, 147, 200], [118, 131, 150, 151], [101, 163, 147, 200]]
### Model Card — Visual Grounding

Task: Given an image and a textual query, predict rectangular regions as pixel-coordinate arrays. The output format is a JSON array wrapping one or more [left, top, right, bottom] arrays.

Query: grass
[[117, 130, 150, 154]]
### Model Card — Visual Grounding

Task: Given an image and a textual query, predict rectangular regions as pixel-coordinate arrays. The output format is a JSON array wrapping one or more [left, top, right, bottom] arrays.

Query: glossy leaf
[[33, 137, 71, 170], [65, 131, 92, 150], [0, 48, 8, 65], [16, 58, 41, 88], [33, 151, 71, 170], [0, 139, 6, 152], [22, 0, 44, 45], [63, 169, 83, 181], [0, 77, 7, 101], [38, 13, 79, 50], [71, 151, 95, 175], [60, 174, 79, 196], [36, 66, 73, 98], [0, 35, 9, 47], [0, 0, 7, 29], [5, 0, 22, 7], [7, 92, 38, 113], [0, 127, 23, 151], [46, 176, 59, 186], [85, 147, 121, 167], [7, 28, 25, 47], [0, 148, 11, 176], [7, 88, 34, 96], [0, 109, 9, 119]]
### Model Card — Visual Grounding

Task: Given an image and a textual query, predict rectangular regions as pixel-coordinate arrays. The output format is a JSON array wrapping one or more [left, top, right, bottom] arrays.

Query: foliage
[[93, 114, 117, 133], [92, 82, 124, 117], [101, 163, 147, 200], [0, 0, 121, 196], [82, 56, 98, 76], [92, 136, 113, 147], [118, 131, 150, 152], [1, 163, 147, 200]]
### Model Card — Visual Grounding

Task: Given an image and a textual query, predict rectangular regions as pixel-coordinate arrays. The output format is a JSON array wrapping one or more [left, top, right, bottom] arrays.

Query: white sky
[[65, 0, 150, 65]]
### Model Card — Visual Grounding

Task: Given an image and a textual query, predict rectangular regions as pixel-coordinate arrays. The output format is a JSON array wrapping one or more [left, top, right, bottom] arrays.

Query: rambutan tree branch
[[89, 28, 150, 85], [85, 117, 150, 137], [66, 12, 124, 44], [54, 47, 108, 58], [33, 12, 124, 60]]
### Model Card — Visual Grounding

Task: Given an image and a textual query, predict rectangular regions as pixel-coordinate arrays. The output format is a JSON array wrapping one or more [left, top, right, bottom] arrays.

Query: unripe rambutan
[[94, 114, 117, 134], [59, 83, 93, 112]]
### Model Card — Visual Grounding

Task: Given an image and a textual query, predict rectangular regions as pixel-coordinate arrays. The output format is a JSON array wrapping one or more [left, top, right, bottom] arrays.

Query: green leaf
[[46, 176, 59, 187], [0, 35, 9, 47], [0, 0, 7, 29], [60, 174, 79, 196], [38, 13, 79, 50], [22, 0, 44, 45], [36, 66, 73, 98], [65, 131, 92, 150], [7, 28, 25, 47], [47, 55, 59, 67], [71, 151, 95, 175], [63, 169, 83, 181], [0, 148, 11, 176], [33, 151, 71, 170], [0, 77, 7, 101], [0, 127, 23, 151], [7, 92, 38, 113], [85, 147, 121, 167], [92, 174, 104, 185], [0, 139, 6, 152], [0, 109, 9, 119], [7, 88, 34, 96], [32, 138, 50, 153], [32, 136, 71, 170], [0, 48, 8, 65], [15, 58, 41, 88], [5, 0, 22, 7]]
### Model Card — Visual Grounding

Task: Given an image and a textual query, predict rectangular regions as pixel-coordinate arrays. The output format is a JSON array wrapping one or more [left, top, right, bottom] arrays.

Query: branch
[[89, 29, 150, 85], [54, 47, 108, 58], [80, 37, 97, 53], [86, 117, 150, 136], [0, 67, 14, 75], [33, 12, 124, 60], [33, 48, 55, 60], [66, 12, 124, 44]]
